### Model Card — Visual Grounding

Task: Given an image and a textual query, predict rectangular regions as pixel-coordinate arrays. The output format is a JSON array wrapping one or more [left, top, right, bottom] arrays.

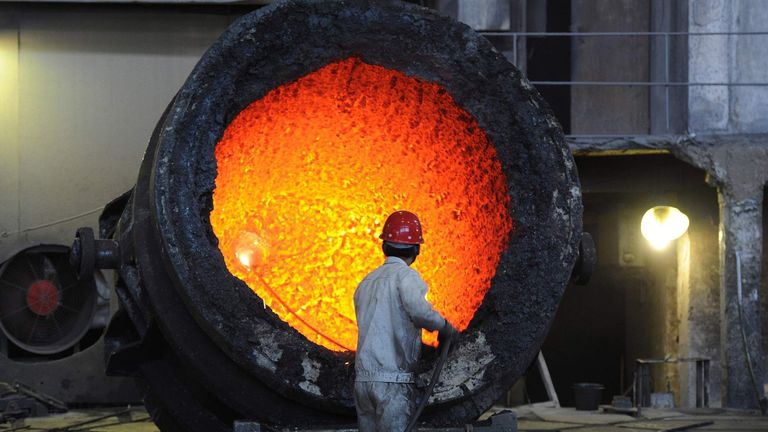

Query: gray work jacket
[[354, 256, 446, 383]]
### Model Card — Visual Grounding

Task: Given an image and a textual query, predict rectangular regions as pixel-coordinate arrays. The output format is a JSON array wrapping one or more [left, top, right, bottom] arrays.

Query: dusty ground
[[2, 404, 768, 431], [503, 404, 768, 431]]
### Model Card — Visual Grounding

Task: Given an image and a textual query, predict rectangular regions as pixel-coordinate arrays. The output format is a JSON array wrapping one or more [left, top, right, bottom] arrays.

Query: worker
[[354, 210, 457, 432]]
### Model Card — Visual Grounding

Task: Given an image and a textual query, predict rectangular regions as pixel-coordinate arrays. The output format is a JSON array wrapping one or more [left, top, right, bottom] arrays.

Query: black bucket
[[572, 383, 604, 411]]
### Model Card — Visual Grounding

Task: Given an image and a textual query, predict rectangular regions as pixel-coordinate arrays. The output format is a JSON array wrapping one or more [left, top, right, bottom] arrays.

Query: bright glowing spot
[[238, 252, 251, 267], [211, 57, 513, 351], [640, 206, 689, 250], [234, 231, 269, 269]]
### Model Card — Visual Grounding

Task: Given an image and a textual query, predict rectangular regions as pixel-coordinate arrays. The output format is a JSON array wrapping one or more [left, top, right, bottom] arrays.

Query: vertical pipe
[[513, 34, 517, 68], [664, 32, 670, 132]]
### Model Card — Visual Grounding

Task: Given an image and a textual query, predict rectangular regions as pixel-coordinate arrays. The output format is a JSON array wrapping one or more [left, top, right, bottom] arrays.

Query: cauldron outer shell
[[146, 0, 581, 425]]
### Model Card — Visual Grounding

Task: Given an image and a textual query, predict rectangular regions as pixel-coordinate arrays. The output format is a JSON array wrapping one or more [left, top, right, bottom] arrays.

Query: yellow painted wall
[[0, 6, 234, 261]]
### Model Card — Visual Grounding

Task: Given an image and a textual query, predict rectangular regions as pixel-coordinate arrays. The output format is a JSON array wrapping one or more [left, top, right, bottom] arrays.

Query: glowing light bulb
[[640, 206, 689, 250], [235, 231, 269, 269]]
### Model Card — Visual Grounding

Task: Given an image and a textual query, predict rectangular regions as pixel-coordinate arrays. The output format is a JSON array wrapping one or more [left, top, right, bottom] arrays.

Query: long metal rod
[[565, 133, 685, 138], [487, 31, 768, 89], [12, 381, 67, 412], [536, 352, 559, 407], [481, 31, 768, 37], [512, 34, 517, 68], [404, 334, 453, 432], [529, 81, 768, 87], [664, 33, 670, 132]]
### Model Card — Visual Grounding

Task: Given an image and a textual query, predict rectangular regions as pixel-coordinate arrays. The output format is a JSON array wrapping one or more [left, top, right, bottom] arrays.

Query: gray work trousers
[[354, 381, 415, 432]]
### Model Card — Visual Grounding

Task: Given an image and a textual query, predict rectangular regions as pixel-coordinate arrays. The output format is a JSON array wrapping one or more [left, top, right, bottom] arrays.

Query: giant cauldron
[[73, 1, 583, 430]]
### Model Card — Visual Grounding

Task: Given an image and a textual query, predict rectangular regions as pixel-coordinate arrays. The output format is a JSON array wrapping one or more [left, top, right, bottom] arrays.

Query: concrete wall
[[689, 0, 768, 133], [730, 1, 768, 132], [571, 0, 650, 135], [0, 5, 234, 262]]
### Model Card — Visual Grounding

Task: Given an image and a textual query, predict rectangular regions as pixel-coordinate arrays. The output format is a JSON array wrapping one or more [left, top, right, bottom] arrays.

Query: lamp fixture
[[640, 206, 689, 250]]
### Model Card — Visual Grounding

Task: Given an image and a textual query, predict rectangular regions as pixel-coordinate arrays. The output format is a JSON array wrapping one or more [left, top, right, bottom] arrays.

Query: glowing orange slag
[[212, 57, 512, 352]]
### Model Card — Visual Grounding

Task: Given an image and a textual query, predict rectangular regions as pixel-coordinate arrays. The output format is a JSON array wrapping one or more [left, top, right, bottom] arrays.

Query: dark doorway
[[527, 155, 717, 407]]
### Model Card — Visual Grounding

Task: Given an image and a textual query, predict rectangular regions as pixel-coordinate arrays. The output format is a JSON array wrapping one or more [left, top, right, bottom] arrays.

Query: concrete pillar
[[676, 214, 722, 407], [718, 184, 765, 408], [677, 234, 696, 407], [675, 137, 768, 408]]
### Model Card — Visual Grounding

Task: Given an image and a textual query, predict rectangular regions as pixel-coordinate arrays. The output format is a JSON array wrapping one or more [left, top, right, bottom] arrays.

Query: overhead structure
[[71, 0, 585, 430]]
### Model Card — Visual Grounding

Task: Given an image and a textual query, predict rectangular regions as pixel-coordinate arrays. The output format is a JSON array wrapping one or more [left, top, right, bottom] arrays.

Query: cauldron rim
[[150, 0, 582, 424]]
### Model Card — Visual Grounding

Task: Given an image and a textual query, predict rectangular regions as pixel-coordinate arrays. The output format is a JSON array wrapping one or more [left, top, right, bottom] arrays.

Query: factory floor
[[502, 404, 768, 431], [2, 404, 768, 431]]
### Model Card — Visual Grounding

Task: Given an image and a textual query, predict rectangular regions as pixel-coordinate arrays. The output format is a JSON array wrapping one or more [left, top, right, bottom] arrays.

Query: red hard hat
[[379, 210, 424, 245]]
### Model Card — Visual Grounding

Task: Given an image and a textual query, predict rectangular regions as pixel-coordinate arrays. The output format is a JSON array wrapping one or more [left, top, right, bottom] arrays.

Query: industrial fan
[[0, 245, 97, 355]]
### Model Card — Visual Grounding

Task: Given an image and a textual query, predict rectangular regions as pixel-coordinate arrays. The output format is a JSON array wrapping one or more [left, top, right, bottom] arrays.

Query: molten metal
[[211, 57, 512, 351]]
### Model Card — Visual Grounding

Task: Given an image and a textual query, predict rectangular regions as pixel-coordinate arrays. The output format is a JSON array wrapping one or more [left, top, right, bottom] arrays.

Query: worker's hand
[[438, 321, 458, 346]]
